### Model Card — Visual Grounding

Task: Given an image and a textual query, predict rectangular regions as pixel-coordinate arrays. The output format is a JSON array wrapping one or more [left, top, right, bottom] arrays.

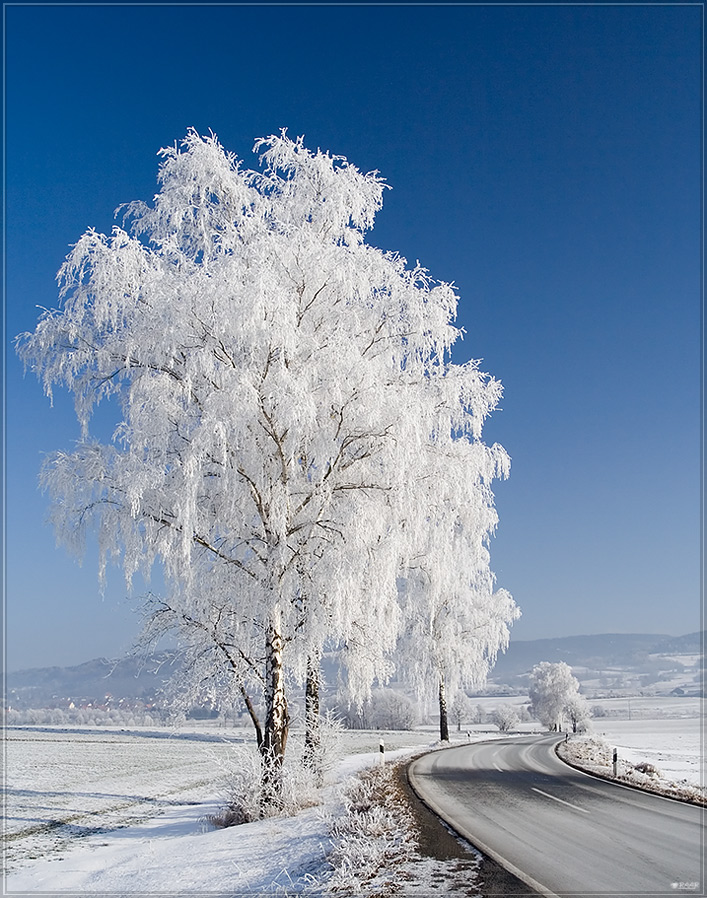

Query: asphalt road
[[408, 734, 704, 897]]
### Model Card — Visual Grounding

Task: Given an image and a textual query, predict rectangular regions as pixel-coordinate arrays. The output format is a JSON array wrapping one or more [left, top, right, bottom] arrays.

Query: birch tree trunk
[[438, 676, 450, 742], [303, 655, 321, 778], [262, 607, 289, 807]]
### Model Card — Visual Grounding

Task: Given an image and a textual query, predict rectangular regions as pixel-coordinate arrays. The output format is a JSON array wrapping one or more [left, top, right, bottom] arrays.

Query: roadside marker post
[[379, 739, 385, 764], [613, 748, 618, 777]]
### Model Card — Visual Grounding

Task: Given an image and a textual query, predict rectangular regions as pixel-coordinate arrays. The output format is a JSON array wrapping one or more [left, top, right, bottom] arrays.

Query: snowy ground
[[4, 705, 703, 895], [558, 715, 704, 804], [3, 725, 452, 895], [589, 716, 703, 786]]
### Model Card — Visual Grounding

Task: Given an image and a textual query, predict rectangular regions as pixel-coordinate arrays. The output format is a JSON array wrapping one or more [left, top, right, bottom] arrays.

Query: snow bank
[[558, 728, 705, 806]]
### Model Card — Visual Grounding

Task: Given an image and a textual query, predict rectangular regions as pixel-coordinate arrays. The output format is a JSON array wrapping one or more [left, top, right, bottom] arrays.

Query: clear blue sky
[[4, 4, 702, 671]]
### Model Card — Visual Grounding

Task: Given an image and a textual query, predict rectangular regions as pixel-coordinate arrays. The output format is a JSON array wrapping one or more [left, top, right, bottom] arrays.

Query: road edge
[[406, 744, 561, 898]]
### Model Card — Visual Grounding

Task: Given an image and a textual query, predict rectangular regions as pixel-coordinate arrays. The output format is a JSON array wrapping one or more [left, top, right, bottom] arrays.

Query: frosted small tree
[[528, 661, 587, 732], [450, 691, 471, 732], [491, 703, 520, 732], [19, 129, 511, 802], [564, 693, 591, 733]]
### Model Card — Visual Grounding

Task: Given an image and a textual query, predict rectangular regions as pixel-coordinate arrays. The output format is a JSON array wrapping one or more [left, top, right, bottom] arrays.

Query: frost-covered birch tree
[[18, 129, 512, 801], [397, 418, 519, 741]]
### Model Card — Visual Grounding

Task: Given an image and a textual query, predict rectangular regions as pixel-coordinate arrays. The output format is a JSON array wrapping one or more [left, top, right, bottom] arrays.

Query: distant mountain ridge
[[4, 653, 178, 709], [4, 632, 703, 708], [489, 631, 703, 689]]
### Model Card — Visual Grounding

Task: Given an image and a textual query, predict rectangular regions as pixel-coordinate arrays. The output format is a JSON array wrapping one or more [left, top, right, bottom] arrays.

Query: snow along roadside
[[556, 734, 706, 805]]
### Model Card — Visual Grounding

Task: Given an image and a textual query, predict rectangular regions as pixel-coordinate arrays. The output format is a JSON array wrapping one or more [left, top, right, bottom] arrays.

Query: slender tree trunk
[[239, 683, 263, 749], [303, 655, 322, 779], [261, 607, 289, 808], [438, 676, 450, 742]]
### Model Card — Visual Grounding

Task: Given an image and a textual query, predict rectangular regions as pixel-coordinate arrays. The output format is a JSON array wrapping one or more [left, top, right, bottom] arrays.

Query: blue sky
[[4, 4, 702, 671]]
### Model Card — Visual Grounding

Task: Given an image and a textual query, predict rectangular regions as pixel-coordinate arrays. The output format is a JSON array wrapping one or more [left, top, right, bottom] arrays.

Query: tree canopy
[[18, 130, 517, 796]]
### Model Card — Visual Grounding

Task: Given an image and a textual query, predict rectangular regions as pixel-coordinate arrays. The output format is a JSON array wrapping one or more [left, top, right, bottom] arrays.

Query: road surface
[[408, 734, 704, 897]]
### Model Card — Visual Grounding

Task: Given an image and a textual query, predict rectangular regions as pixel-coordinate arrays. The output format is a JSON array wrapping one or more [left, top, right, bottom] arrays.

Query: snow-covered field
[[4, 703, 703, 894], [3, 724, 439, 894], [4, 726, 250, 873], [589, 716, 703, 786]]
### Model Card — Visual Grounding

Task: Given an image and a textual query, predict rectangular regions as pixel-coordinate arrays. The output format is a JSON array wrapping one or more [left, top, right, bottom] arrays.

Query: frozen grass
[[324, 759, 482, 896], [326, 762, 419, 894]]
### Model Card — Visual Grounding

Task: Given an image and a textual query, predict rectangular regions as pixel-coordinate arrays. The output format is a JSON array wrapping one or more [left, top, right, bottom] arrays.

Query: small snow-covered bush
[[633, 761, 659, 777], [490, 704, 519, 732], [207, 744, 322, 826], [208, 713, 345, 826]]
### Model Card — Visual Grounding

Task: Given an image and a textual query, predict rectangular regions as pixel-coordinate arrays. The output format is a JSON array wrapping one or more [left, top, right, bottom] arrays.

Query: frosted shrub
[[368, 689, 418, 731], [208, 716, 344, 827], [208, 746, 313, 826], [633, 761, 659, 776], [306, 709, 345, 782]]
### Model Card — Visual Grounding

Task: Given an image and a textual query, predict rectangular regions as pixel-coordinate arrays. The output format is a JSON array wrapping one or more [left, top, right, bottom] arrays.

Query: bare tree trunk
[[303, 655, 321, 779], [239, 683, 263, 749], [261, 607, 289, 808], [438, 676, 450, 742]]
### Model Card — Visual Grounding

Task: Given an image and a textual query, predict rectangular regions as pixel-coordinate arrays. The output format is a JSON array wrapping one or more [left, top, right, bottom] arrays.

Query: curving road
[[408, 734, 704, 897]]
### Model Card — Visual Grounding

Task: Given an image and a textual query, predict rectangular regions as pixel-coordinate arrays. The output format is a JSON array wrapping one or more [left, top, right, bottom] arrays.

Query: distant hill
[[491, 633, 669, 678], [4, 632, 703, 709], [650, 632, 703, 654], [488, 631, 703, 693], [4, 654, 178, 709]]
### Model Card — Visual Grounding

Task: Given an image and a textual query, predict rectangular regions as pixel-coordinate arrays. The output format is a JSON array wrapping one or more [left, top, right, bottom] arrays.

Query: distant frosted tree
[[368, 688, 418, 731], [18, 129, 511, 803], [528, 661, 588, 732], [450, 691, 471, 732], [564, 693, 591, 733], [490, 703, 520, 732]]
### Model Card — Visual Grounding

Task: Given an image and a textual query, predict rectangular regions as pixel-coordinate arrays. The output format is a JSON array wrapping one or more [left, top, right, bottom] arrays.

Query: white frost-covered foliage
[[396, 439, 519, 712], [18, 129, 512, 774], [528, 661, 589, 732], [490, 704, 520, 732]]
